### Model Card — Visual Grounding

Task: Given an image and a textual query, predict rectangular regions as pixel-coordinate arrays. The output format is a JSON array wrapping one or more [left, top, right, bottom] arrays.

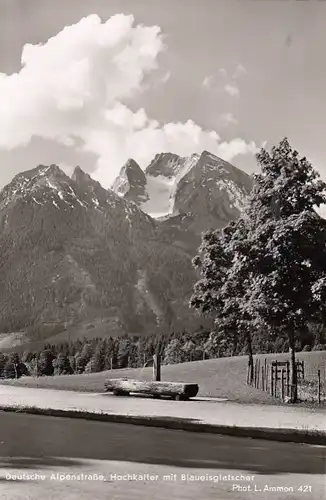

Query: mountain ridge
[[0, 151, 253, 349], [112, 150, 252, 221]]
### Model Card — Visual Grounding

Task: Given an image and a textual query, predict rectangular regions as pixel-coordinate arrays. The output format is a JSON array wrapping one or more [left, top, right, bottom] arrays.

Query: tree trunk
[[247, 334, 254, 385], [104, 379, 199, 398], [289, 339, 297, 403]]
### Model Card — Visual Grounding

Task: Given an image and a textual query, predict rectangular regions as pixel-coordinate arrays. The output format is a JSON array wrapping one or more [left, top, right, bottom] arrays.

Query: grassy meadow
[[1, 350, 325, 406]]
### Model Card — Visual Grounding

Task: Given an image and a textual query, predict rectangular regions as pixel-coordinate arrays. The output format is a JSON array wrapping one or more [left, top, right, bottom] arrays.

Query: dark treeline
[[0, 323, 325, 379]]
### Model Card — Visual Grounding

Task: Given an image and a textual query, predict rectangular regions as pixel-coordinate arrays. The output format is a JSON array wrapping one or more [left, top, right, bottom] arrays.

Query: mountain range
[[0, 151, 253, 349]]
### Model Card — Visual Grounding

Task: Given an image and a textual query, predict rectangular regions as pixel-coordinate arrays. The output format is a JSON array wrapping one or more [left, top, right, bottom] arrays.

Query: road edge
[[0, 405, 325, 445]]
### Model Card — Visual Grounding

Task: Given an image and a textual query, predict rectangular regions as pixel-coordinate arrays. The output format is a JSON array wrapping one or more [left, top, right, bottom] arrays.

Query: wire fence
[[247, 357, 326, 404]]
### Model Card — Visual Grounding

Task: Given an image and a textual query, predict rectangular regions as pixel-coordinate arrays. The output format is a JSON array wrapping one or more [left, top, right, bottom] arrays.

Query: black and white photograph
[[0, 0, 325, 498]]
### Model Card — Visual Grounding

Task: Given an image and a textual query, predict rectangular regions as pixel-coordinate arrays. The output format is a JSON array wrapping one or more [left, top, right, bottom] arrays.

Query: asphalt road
[[0, 412, 325, 499]]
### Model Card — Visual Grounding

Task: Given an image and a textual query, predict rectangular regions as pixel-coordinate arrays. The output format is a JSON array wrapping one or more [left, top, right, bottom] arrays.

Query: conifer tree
[[53, 353, 73, 375], [163, 338, 183, 364], [38, 349, 55, 376], [0, 353, 7, 377], [91, 339, 107, 372]]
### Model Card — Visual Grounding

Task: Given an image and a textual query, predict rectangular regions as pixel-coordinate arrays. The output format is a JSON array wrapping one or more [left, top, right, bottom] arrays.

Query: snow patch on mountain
[[111, 150, 252, 219], [32, 197, 43, 206], [168, 154, 200, 214], [139, 154, 200, 218], [140, 175, 174, 217]]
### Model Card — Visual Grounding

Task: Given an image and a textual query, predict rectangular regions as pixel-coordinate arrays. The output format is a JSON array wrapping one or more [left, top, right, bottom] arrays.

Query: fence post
[[275, 361, 278, 398], [266, 362, 269, 392], [302, 361, 305, 380], [318, 369, 321, 404], [257, 359, 261, 389], [281, 369, 285, 402], [261, 365, 264, 391], [286, 361, 290, 398], [264, 358, 267, 391], [153, 354, 161, 381], [296, 361, 300, 381], [255, 359, 257, 388]]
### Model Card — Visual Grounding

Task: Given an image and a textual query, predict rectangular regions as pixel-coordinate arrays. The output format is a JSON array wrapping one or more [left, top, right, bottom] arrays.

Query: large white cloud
[[0, 14, 259, 188]]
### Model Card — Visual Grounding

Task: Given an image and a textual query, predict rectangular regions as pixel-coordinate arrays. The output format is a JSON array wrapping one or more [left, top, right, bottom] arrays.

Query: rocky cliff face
[[112, 150, 253, 254], [111, 159, 148, 205], [113, 151, 252, 219]]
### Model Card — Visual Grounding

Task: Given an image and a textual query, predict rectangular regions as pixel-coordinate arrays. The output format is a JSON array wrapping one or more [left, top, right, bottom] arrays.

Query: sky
[[0, 0, 326, 190]]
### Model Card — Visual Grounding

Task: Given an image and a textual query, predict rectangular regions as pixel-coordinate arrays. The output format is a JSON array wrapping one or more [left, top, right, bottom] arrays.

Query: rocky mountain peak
[[14, 163, 66, 184], [70, 166, 129, 212], [112, 158, 148, 203], [71, 165, 89, 182], [124, 158, 143, 173], [71, 166, 101, 193], [125, 159, 146, 185], [112, 149, 253, 223], [0, 164, 71, 209], [172, 153, 253, 223], [0, 163, 121, 218], [145, 152, 182, 178], [113, 159, 146, 189]]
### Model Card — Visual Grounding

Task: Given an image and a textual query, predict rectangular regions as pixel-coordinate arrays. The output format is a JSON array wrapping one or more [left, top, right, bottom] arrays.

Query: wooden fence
[[245, 358, 325, 403]]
